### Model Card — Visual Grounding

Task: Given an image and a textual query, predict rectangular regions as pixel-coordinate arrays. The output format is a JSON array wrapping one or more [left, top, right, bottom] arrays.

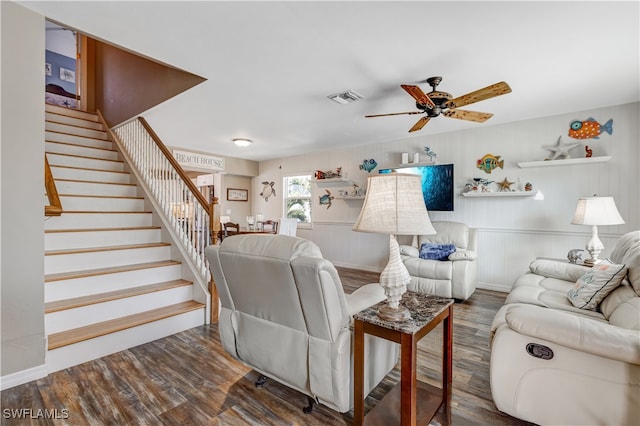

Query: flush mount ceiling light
[[233, 138, 252, 147], [327, 89, 365, 105]]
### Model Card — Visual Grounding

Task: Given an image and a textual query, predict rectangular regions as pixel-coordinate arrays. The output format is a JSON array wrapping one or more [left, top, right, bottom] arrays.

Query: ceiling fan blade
[[445, 81, 511, 109], [443, 109, 493, 122], [401, 85, 435, 109], [365, 111, 424, 118], [408, 116, 431, 132]]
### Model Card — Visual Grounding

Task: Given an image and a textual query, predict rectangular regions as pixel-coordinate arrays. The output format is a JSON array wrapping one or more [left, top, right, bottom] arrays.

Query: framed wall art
[[227, 188, 248, 201]]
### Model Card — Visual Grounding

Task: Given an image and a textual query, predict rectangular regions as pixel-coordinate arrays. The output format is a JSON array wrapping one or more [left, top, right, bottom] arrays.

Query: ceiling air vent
[[327, 90, 365, 105]]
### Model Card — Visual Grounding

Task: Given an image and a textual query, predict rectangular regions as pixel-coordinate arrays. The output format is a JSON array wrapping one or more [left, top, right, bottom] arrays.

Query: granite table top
[[353, 291, 454, 335]]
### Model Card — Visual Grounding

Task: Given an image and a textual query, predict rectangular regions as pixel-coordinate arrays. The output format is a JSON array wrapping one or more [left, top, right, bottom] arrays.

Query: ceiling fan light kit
[[366, 76, 512, 132]]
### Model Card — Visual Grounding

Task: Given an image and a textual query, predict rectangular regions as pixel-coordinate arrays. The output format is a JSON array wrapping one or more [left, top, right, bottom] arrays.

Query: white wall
[[255, 102, 639, 291], [1, 2, 47, 380]]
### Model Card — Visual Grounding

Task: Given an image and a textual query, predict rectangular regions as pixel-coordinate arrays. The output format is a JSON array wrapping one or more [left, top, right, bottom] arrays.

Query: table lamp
[[353, 173, 436, 321], [571, 195, 624, 265]]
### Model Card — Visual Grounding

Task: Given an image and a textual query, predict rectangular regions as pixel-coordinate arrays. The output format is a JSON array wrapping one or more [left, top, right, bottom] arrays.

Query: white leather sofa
[[490, 230, 640, 426], [205, 235, 399, 414], [399, 221, 477, 300]]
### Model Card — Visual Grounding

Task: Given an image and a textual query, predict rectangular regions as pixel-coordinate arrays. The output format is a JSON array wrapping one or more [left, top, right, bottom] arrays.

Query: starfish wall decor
[[498, 177, 515, 191], [543, 136, 580, 160]]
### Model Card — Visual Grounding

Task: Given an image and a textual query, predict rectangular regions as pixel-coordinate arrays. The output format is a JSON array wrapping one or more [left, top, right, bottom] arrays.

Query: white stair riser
[[45, 286, 194, 334], [46, 141, 118, 161], [45, 104, 98, 122], [46, 112, 104, 130], [47, 153, 124, 172], [45, 264, 182, 302], [58, 195, 145, 212], [46, 132, 112, 150], [46, 228, 161, 251], [45, 212, 152, 230], [45, 245, 171, 275], [50, 167, 132, 184], [55, 180, 138, 197], [46, 122, 107, 140], [46, 309, 204, 373]]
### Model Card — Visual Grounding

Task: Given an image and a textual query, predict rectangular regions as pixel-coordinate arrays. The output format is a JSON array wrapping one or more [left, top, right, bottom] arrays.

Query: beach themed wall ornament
[[498, 177, 515, 192], [315, 167, 342, 180], [543, 136, 579, 160], [260, 181, 275, 202], [585, 146, 593, 157], [359, 159, 377, 173], [476, 154, 504, 174], [424, 146, 437, 162], [319, 189, 334, 209], [568, 118, 613, 140]]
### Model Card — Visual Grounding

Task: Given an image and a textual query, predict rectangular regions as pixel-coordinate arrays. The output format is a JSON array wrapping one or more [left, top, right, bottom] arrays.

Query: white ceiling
[[22, 1, 640, 162]]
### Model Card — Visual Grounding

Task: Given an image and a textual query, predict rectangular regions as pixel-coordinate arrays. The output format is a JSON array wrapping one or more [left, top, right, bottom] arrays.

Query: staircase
[[44, 104, 205, 373]]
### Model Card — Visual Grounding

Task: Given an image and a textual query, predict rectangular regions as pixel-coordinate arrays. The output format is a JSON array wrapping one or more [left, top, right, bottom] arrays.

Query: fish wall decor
[[568, 118, 613, 140], [359, 159, 377, 173], [476, 154, 504, 174]]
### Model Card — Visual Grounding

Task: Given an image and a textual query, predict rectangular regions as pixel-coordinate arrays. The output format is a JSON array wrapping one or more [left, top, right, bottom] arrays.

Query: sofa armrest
[[529, 259, 590, 281], [345, 283, 386, 317], [399, 245, 419, 258], [504, 304, 640, 365], [448, 250, 477, 261]]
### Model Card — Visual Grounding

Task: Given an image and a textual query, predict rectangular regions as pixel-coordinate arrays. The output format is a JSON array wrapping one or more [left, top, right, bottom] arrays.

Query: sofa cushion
[[417, 221, 469, 249], [403, 256, 452, 280], [608, 230, 640, 295], [419, 243, 456, 260], [506, 272, 605, 320], [567, 260, 628, 310]]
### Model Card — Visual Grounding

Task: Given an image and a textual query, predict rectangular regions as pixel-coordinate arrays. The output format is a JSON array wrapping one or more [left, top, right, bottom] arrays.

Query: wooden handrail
[[44, 156, 62, 216]]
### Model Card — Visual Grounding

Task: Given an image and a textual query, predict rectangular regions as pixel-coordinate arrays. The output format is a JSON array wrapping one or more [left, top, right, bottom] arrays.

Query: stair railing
[[45, 156, 63, 217], [102, 114, 220, 310]]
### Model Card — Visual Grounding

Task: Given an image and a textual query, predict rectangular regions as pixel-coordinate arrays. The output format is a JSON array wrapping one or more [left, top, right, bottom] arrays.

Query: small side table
[[353, 292, 454, 426]]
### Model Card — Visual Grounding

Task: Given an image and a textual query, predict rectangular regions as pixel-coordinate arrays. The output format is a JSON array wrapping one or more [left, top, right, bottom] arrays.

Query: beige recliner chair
[[399, 221, 478, 300], [205, 235, 399, 414]]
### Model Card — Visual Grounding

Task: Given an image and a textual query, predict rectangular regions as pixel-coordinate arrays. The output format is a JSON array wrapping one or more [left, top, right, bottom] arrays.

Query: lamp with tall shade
[[571, 195, 625, 265], [352, 173, 436, 321]]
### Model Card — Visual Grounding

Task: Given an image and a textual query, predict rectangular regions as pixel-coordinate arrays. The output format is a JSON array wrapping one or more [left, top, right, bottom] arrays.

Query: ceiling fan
[[365, 77, 512, 132]]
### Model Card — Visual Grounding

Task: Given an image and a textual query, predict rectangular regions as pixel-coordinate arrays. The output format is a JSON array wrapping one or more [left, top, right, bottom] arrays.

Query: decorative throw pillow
[[567, 259, 628, 310], [419, 243, 456, 261]]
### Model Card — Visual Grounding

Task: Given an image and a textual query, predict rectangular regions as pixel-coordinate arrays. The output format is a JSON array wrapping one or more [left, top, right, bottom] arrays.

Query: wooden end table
[[353, 291, 454, 426]]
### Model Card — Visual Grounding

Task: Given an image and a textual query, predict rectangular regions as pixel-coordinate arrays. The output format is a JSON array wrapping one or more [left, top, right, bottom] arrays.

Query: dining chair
[[223, 222, 240, 239], [262, 220, 278, 234]]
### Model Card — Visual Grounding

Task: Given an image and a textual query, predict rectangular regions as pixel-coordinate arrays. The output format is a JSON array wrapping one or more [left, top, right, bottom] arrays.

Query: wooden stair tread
[[46, 226, 161, 234], [45, 260, 181, 282], [56, 210, 152, 214], [46, 118, 105, 132], [46, 242, 170, 256], [45, 279, 193, 313], [47, 301, 204, 350]]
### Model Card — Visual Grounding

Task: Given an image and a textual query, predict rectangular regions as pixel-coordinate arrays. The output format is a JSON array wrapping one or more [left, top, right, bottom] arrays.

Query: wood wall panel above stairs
[[44, 103, 205, 373]]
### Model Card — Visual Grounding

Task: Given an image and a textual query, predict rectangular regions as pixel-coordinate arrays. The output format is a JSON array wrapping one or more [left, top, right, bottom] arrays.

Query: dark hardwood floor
[[1, 268, 533, 425]]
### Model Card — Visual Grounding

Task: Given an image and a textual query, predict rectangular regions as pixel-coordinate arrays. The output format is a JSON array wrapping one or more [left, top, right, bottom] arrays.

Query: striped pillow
[[567, 259, 628, 310]]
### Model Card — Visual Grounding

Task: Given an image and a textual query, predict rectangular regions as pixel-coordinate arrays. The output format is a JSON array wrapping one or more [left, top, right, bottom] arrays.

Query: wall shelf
[[333, 195, 365, 200], [312, 177, 353, 184], [462, 190, 539, 198], [396, 161, 443, 168], [517, 156, 611, 168]]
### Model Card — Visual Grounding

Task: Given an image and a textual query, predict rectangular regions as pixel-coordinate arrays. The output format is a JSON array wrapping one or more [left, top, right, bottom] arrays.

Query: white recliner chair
[[205, 235, 399, 414], [399, 221, 478, 300]]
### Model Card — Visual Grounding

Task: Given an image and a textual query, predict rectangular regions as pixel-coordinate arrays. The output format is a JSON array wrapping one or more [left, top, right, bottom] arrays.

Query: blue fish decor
[[568, 118, 613, 140], [359, 159, 377, 173]]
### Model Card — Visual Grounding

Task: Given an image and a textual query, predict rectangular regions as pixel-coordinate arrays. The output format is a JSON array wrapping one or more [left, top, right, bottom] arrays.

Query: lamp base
[[377, 303, 411, 322]]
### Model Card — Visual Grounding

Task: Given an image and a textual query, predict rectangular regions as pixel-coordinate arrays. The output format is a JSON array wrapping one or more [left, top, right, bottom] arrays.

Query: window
[[283, 174, 312, 224]]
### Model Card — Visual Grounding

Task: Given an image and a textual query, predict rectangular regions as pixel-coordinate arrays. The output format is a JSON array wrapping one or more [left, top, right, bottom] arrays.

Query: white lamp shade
[[571, 196, 625, 226], [353, 173, 436, 235]]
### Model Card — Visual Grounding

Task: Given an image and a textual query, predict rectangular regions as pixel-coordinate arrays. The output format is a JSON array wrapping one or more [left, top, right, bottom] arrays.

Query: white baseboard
[[477, 281, 511, 293], [0, 364, 47, 391]]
